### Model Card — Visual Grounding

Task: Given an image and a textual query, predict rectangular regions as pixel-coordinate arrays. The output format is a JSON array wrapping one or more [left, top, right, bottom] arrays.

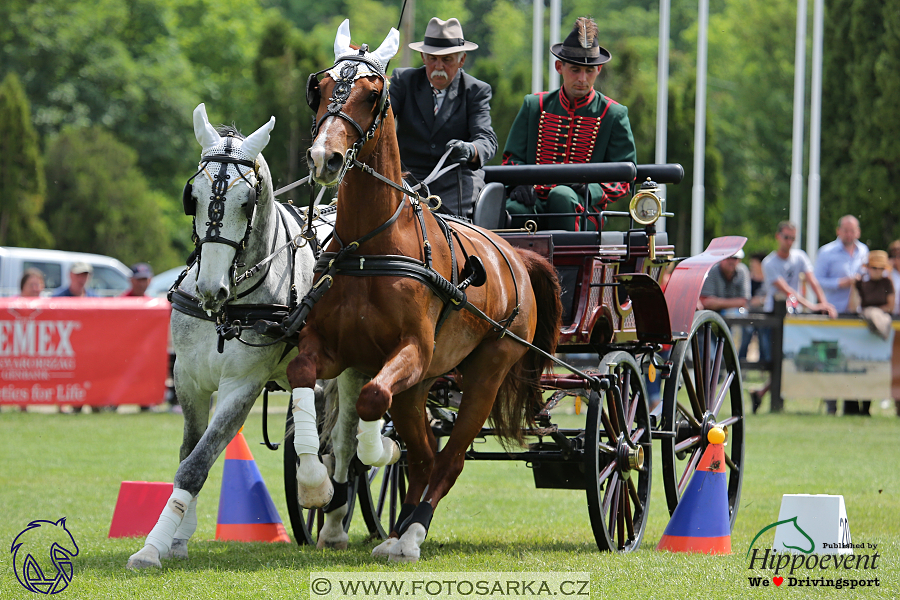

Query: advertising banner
[[781, 317, 900, 400], [0, 297, 169, 407]]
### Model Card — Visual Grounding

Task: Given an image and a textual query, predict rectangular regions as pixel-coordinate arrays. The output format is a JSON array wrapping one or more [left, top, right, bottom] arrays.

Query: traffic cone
[[216, 428, 290, 543], [657, 427, 732, 554]]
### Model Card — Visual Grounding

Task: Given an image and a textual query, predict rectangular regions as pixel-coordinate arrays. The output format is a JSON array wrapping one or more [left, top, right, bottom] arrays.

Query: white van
[[0, 247, 132, 297]]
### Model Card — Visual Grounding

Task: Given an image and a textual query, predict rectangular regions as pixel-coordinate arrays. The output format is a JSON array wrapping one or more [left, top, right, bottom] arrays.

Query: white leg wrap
[[357, 419, 400, 467], [173, 496, 198, 540], [145, 488, 193, 556], [292, 387, 319, 456]]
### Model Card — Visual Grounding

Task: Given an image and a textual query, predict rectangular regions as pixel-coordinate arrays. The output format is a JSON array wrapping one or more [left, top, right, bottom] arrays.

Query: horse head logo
[[747, 516, 815, 556], [11, 518, 79, 594]]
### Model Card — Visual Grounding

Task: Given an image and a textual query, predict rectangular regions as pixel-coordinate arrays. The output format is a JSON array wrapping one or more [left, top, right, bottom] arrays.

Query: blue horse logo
[[11, 518, 79, 594]]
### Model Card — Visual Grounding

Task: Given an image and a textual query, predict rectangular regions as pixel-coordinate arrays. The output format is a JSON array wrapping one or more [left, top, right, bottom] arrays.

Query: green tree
[[821, 0, 900, 250], [0, 73, 53, 248], [43, 127, 180, 269], [253, 17, 330, 191]]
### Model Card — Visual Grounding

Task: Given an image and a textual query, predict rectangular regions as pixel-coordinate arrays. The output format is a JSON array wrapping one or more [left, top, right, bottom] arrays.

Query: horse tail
[[491, 249, 562, 447]]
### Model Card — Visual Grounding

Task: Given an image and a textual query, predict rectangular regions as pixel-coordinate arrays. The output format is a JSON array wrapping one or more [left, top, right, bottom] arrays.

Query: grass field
[[1, 393, 898, 599]]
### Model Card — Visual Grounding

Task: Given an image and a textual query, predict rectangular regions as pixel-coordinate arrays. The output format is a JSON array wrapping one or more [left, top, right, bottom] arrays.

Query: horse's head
[[306, 20, 399, 186], [186, 103, 275, 312]]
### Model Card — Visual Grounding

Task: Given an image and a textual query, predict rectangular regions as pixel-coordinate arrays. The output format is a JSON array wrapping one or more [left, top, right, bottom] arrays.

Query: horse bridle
[[182, 133, 262, 278], [306, 46, 391, 154]]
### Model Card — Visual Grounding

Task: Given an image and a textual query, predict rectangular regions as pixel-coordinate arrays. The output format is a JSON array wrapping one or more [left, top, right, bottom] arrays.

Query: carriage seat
[[472, 182, 509, 229], [548, 230, 669, 247]]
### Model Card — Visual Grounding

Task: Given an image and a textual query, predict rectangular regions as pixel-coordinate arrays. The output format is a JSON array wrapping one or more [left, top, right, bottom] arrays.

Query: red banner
[[0, 297, 170, 406]]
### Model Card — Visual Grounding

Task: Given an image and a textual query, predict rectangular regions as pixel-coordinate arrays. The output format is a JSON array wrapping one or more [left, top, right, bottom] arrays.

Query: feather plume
[[576, 17, 598, 49]]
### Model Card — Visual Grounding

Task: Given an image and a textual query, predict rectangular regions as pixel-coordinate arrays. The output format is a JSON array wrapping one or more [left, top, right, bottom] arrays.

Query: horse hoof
[[387, 523, 426, 563], [316, 504, 349, 550], [371, 537, 399, 559], [126, 545, 161, 570], [165, 538, 189, 559], [317, 535, 349, 551], [297, 475, 334, 509]]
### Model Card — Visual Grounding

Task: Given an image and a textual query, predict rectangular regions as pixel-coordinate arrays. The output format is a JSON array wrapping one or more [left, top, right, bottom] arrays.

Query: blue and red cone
[[657, 428, 732, 554], [216, 429, 290, 543]]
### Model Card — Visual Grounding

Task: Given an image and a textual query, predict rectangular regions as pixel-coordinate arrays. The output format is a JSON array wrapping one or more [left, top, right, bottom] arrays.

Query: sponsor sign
[[0, 297, 169, 406]]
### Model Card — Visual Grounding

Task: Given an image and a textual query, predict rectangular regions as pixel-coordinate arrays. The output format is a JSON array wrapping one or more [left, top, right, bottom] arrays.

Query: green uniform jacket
[[502, 88, 636, 205]]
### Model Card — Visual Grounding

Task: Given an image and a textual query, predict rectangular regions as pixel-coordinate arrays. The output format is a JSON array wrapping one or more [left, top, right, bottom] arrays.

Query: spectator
[[389, 17, 498, 218], [814, 215, 868, 314], [502, 16, 636, 231], [699, 249, 751, 313], [751, 221, 836, 412], [815, 215, 870, 415], [888, 240, 900, 315], [123, 263, 154, 297], [739, 252, 769, 362], [54, 262, 96, 297], [20, 268, 46, 297]]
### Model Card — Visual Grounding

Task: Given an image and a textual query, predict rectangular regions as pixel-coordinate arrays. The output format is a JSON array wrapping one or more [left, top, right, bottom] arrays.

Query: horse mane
[[215, 124, 244, 138]]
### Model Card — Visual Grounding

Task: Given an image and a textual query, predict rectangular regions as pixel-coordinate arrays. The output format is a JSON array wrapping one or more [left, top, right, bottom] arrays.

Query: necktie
[[432, 87, 444, 115]]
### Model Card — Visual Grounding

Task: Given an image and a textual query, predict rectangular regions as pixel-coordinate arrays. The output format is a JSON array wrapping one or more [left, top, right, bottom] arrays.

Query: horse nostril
[[215, 287, 229, 303], [306, 149, 316, 172], [326, 152, 344, 174]]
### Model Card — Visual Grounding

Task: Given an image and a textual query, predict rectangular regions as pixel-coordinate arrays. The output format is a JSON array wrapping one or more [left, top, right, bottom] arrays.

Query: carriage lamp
[[629, 179, 662, 226], [630, 179, 662, 260]]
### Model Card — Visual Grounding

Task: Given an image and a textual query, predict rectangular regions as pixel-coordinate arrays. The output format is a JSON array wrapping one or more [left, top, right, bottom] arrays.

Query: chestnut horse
[[286, 21, 562, 562]]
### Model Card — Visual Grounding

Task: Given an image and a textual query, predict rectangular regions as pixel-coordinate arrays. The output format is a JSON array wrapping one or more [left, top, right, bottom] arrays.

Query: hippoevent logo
[[11, 518, 79, 594], [746, 517, 880, 590]]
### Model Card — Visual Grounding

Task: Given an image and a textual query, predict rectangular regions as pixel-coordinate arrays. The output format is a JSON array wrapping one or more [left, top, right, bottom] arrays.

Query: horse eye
[[368, 91, 379, 104]]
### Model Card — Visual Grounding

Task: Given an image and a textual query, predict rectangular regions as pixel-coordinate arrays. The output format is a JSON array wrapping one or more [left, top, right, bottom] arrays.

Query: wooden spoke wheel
[[660, 310, 745, 529], [356, 419, 407, 541], [283, 403, 357, 545], [585, 351, 652, 552]]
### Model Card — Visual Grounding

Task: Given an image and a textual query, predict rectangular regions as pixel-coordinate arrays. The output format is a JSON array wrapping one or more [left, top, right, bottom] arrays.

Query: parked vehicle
[[147, 266, 184, 298], [0, 247, 132, 297]]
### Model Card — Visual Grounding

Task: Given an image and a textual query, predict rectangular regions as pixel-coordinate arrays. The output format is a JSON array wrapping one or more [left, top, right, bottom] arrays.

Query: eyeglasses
[[779, 234, 796, 241]]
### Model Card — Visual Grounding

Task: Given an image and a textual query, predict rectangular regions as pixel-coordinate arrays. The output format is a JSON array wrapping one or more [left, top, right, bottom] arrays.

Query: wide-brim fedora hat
[[409, 17, 479, 55], [551, 17, 611, 66]]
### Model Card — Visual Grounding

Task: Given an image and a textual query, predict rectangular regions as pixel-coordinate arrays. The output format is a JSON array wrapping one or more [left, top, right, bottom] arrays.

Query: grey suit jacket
[[389, 67, 498, 217]]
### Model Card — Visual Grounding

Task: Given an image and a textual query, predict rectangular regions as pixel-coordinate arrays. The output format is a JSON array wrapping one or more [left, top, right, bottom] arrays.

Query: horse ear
[[193, 103, 220, 151], [371, 28, 400, 67], [333, 19, 352, 59], [241, 116, 276, 159]]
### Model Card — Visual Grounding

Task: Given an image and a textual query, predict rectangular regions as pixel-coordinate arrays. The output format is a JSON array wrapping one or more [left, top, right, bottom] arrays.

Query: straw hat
[[866, 250, 889, 269]]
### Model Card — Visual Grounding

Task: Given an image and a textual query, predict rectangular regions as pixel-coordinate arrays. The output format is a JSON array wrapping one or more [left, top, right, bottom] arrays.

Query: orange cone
[[215, 429, 290, 543], [657, 427, 732, 554]]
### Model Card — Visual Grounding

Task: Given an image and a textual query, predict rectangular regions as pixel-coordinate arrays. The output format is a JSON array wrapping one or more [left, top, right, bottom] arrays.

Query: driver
[[502, 17, 636, 231], [389, 17, 498, 218]]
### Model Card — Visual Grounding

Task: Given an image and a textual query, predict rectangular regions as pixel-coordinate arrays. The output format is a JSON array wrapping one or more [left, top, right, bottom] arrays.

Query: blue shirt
[[53, 287, 97, 297], [814, 239, 868, 313], [762, 249, 814, 312]]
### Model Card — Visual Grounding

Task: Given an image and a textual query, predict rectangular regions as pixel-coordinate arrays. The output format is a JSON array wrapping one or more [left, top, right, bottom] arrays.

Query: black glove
[[568, 183, 588, 197], [509, 185, 537, 208], [445, 139, 475, 165]]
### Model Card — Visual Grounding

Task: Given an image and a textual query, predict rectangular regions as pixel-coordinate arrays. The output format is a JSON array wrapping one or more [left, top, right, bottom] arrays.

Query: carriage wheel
[[660, 310, 745, 529], [585, 351, 652, 552], [283, 403, 357, 545], [355, 419, 406, 541]]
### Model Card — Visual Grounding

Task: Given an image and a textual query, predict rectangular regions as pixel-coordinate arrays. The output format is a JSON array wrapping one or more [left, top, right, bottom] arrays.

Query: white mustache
[[431, 69, 448, 80]]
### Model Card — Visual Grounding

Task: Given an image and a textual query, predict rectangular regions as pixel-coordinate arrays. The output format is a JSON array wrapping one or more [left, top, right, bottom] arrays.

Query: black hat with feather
[[551, 17, 611, 66]]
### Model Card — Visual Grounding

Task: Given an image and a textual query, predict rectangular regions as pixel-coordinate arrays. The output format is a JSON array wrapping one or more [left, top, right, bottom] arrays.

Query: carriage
[[129, 22, 745, 568], [275, 160, 746, 553]]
